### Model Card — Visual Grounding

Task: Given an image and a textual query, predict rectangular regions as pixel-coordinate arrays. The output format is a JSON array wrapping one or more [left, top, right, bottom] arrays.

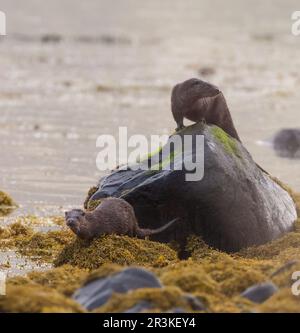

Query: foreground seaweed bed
[[0, 189, 300, 313]]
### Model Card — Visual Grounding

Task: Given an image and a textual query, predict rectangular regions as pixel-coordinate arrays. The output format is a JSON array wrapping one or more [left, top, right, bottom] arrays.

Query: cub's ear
[[64, 211, 68, 218]]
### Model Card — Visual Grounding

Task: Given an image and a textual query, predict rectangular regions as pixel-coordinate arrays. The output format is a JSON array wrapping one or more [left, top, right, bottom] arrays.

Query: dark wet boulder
[[273, 129, 300, 158], [73, 267, 161, 311], [89, 123, 297, 252], [241, 282, 278, 303]]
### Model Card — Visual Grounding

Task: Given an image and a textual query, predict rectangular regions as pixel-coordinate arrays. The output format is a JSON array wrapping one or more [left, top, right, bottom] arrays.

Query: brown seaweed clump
[[257, 288, 300, 313], [94, 287, 196, 313], [54, 235, 178, 270], [0, 284, 85, 313], [83, 186, 99, 210], [0, 190, 17, 216], [7, 264, 88, 297], [0, 221, 75, 262], [0, 182, 300, 313], [26, 265, 89, 296]]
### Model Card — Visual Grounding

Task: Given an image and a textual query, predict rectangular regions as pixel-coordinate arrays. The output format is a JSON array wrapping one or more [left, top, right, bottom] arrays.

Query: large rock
[[89, 123, 297, 252]]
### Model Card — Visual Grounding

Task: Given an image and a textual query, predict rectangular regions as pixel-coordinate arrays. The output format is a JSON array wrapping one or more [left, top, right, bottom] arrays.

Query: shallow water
[[0, 0, 300, 216]]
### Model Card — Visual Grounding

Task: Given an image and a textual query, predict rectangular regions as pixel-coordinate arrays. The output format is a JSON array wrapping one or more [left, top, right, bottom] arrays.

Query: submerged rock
[[273, 129, 300, 158], [241, 282, 278, 303], [73, 268, 162, 311], [88, 123, 297, 252]]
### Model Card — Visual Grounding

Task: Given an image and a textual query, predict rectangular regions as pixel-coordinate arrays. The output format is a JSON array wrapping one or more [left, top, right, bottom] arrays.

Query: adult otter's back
[[171, 78, 241, 141], [65, 197, 179, 240]]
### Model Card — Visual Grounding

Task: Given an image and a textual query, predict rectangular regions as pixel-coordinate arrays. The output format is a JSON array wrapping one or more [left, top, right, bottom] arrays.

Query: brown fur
[[171, 78, 241, 141], [65, 197, 178, 240]]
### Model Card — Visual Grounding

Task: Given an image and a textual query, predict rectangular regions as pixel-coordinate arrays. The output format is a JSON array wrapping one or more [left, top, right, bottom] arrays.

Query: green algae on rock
[[211, 126, 240, 157], [54, 234, 178, 270], [0, 190, 17, 216]]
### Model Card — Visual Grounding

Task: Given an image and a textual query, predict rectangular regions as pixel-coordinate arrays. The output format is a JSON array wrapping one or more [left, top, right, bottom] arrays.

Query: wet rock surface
[[241, 282, 278, 303], [73, 267, 162, 311], [89, 123, 297, 252]]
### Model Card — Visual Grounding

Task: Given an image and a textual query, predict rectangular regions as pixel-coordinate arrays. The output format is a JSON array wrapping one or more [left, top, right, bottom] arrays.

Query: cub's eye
[[81, 211, 85, 216]]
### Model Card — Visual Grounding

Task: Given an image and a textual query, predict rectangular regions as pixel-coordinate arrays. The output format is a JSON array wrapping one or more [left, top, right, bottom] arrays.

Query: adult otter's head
[[171, 78, 221, 114], [65, 209, 86, 235]]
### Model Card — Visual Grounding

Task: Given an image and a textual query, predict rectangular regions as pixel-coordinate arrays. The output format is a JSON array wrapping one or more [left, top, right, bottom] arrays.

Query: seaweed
[[0, 182, 299, 313], [0, 284, 85, 313], [54, 234, 178, 270], [0, 190, 17, 216], [94, 287, 196, 313]]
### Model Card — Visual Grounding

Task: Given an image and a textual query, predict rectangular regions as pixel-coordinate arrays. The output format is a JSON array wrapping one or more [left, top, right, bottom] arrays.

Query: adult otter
[[171, 78, 241, 142], [65, 197, 179, 240]]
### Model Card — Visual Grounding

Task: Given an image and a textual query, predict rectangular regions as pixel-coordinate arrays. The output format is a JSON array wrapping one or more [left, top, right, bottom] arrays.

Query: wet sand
[[0, 0, 300, 217]]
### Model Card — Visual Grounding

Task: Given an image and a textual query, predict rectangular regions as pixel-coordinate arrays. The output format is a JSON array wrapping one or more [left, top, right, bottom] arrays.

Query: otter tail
[[136, 218, 180, 238]]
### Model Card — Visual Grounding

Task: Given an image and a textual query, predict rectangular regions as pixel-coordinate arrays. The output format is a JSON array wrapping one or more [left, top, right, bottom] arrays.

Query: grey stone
[[73, 267, 162, 311], [241, 282, 278, 303]]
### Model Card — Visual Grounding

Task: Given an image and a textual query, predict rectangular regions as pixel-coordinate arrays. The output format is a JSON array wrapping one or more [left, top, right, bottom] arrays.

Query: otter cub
[[65, 197, 179, 240], [171, 78, 241, 142]]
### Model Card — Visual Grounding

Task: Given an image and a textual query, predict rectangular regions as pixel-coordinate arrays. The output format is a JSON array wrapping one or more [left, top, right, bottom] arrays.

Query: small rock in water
[[73, 267, 162, 311], [273, 129, 300, 158], [241, 282, 278, 304]]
